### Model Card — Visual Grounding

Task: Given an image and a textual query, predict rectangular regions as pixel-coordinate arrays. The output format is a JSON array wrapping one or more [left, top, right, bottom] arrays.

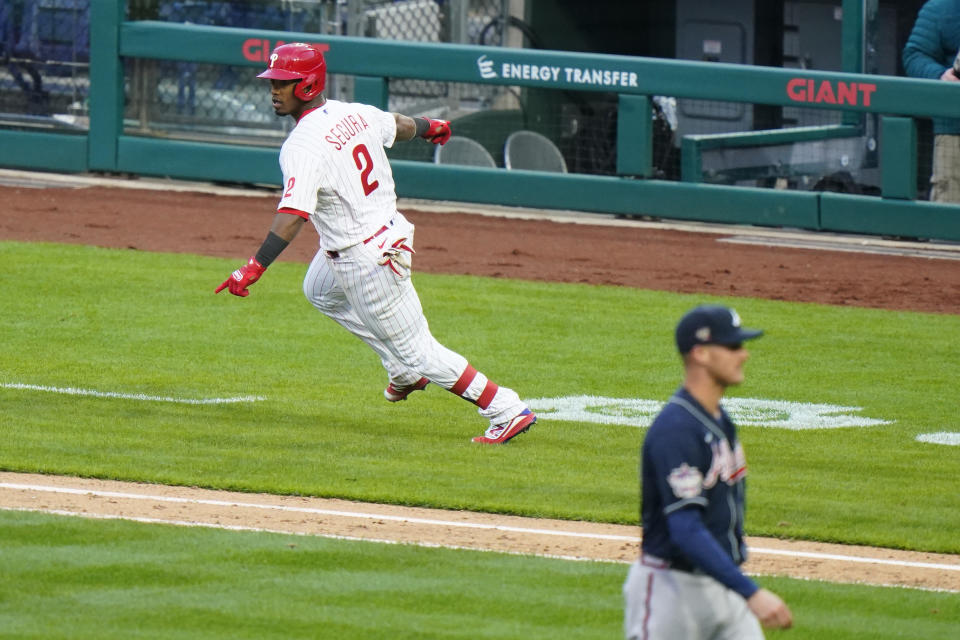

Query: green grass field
[[1, 240, 958, 638], [0, 510, 955, 640]]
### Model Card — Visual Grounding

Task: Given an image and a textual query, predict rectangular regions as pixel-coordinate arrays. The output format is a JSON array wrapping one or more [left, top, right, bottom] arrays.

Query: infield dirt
[[1, 176, 958, 592]]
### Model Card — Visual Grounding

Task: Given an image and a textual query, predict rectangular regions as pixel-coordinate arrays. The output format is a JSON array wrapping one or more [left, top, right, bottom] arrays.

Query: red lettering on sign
[[241, 38, 330, 62], [242, 39, 259, 62], [786, 78, 879, 107], [815, 81, 837, 104], [786, 77, 806, 101], [836, 81, 857, 105]]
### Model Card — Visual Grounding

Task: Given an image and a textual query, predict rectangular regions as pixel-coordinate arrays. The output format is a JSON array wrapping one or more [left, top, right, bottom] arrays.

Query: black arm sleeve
[[413, 117, 430, 138], [254, 231, 290, 268]]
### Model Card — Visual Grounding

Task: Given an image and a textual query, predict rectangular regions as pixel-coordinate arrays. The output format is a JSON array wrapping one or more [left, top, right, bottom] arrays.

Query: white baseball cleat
[[472, 409, 536, 444]]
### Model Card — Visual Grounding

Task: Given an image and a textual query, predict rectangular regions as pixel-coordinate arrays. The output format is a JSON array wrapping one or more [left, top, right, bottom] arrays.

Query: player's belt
[[641, 553, 703, 575], [641, 553, 670, 569], [325, 221, 393, 259]]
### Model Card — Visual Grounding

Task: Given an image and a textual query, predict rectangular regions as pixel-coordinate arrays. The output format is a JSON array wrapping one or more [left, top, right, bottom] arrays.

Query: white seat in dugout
[[503, 130, 568, 173], [433, 136, 498, 168]]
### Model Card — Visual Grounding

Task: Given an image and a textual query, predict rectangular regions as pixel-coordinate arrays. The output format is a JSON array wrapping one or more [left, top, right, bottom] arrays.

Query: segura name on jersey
[[325, 113, 371, 150]]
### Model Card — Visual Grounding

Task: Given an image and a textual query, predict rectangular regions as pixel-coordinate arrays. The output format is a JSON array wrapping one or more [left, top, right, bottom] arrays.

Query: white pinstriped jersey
[[277, 99, 399, 251], [272, 97, 528, 430]]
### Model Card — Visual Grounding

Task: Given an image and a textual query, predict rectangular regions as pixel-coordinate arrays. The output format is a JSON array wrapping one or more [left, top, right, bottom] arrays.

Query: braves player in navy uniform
[[623, 305, 792, 639]]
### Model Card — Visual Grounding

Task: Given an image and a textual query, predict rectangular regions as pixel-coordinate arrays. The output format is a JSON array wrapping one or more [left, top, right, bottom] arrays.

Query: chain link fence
[[0, 1, 515, 139], [123, 1, 516, 145], [0, 0, 91, 129], [0, 1, 932, 195]]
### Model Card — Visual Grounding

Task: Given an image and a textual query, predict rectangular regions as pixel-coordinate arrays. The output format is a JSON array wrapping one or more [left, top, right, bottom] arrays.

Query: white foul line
[[0, 383, 264, 405], [747, 546, 960, 571], [0, 507, 620, 565], [2, 482, 959, 574], [0, 482, 632, 542]]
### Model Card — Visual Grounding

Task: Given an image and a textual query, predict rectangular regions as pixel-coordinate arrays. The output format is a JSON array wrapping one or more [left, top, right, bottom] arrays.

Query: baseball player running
[[623, 305, 792, 639], [216, 43, 535, 444]]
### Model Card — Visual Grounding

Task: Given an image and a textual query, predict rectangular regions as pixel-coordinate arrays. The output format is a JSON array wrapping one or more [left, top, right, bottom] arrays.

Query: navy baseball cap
[[675, 305, 763, 354]]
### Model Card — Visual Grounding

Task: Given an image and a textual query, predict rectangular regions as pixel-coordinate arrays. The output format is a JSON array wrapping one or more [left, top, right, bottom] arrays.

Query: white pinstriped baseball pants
[[302, 214, 526, 426]]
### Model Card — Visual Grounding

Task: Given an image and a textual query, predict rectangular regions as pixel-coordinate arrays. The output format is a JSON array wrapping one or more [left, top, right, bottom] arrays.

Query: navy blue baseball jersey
[[641, 387, 748, 569]]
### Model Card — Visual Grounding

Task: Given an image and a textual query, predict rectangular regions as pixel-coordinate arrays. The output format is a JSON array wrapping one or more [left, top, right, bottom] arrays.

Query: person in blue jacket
[[903, 0, 960, 203]]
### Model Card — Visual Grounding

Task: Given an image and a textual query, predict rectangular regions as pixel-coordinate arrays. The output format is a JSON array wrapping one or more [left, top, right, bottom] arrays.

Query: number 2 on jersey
[[352, 144, 380, 196]]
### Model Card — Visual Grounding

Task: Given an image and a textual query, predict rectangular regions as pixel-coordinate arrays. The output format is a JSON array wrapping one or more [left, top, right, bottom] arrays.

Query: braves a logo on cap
[[729, 309, 743, 327], [667, 463, 704, 499]]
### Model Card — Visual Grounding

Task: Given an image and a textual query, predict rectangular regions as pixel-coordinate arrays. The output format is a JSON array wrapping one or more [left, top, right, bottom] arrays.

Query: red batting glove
[[215, 257, 266, 297], [421, 119, 451, 145]]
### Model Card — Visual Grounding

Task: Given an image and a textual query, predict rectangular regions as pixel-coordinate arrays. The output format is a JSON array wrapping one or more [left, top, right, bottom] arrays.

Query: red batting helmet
[[257, 42, 326, 101]]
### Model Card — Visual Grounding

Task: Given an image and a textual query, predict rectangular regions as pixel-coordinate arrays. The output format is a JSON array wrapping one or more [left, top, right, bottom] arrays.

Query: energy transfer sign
[[526, 396, 891, 430], [476, 54, 640, 89]]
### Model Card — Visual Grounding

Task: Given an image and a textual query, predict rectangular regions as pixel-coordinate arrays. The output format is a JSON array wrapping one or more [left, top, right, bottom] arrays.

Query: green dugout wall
[[2, 0, 960, 241]]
